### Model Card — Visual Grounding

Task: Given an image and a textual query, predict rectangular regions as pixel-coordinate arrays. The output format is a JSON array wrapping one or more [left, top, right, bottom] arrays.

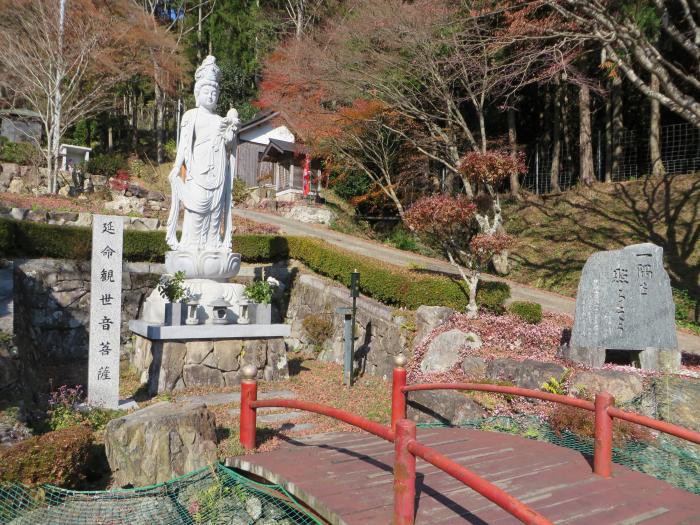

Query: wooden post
[[594, 392, 614, 477], [393, 419, 416, 525], [392, 354, 408, 432], [239, 365, 258, 451]]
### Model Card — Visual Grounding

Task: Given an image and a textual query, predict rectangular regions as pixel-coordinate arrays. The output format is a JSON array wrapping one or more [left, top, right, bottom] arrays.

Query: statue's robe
[[166, 107, 234, 252]]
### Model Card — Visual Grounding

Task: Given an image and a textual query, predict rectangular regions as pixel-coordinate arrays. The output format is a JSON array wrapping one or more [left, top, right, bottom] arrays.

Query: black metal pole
[[349, 270, 360, 387]]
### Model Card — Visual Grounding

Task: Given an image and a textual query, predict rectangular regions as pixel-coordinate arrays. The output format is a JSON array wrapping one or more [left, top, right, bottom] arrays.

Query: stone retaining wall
[[13, 258, 162, 391], [0, 161, 166, 221], [0, 207, 162, 231], [286, 273, 413, 380]]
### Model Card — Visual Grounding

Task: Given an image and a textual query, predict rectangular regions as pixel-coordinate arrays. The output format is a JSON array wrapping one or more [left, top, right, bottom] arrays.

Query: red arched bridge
[[229, 358, 700, 524]]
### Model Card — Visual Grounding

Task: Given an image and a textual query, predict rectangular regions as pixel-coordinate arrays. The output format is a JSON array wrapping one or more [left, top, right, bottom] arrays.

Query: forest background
[[0, 0, 698, 322]]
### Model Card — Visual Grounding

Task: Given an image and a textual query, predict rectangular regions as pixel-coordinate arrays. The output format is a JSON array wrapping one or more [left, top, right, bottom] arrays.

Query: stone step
[[177, 389, 297, 408], [258, 390, 297, 400], [228, 406, 295, 416], [257, 411, 305, 424], [279, 422, 316, 433]]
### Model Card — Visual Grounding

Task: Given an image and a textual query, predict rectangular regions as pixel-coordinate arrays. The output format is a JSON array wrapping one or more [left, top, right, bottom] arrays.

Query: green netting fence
[[0, 464, 322, 525], [418, 416, 700, 495]]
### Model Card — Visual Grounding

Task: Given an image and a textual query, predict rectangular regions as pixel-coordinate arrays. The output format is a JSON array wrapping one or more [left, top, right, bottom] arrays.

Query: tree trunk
[[507, 107, 520, 199], [579, 84, 594, 186], [650, 73, 665, 177], [155, 82, 165, 164], [197, 3, 203, 62], [478, 109, 487, 154], [466, 274, 479, 319], [604, 85, 613, 182], [562, 84, 573, 186], [107, 112, 113, 151], [131, 90, 138, 152], [550, 75, 562, 193], [611, 74, 623, 179]]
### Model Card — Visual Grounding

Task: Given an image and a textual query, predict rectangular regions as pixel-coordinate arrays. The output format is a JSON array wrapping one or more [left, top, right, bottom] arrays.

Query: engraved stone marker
[[565, 243, 679, 371], [88, 215, 124, 408]]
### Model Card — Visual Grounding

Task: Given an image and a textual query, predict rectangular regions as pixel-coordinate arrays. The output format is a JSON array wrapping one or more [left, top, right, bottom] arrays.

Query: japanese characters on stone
[[88, 215, 123, 408]]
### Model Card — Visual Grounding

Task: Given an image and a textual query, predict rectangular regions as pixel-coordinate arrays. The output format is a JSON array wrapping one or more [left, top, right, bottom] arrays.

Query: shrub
[[232, 178, 249, 205], [508, 301, 542, 324], [673, 288, 697, 322], [0, 141, 43, 166], [164, 139, 177, 161], [86, 153, 127, 177], [0, 425, 93, 486], [244, 277, 278, 304], [0, 219, 15, 254], [329, 170, 372, 200], [386, 226, 420, 252], [47, 385, 120, 432], [128, 158, 146, 179], [48, 385, 86, 431], [302, 314, 334, 349], [548, 404, 652, 447], [157, 271, 189, 302], [0, 220, 510, 312]]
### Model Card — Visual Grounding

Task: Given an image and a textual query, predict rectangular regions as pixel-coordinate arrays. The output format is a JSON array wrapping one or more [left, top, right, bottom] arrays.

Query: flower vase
[[249, 303, 272, 325], [164, 302, 185, 326]]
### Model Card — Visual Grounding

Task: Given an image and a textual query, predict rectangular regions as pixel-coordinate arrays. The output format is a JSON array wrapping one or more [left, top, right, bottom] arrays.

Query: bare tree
[[547, 0, 700, 127], [327, 103, 417, 222], [133, 0, 214, 163], [315, 1, 571, 197], [0, 0, 149, 192], [284, 0, 327, 39]]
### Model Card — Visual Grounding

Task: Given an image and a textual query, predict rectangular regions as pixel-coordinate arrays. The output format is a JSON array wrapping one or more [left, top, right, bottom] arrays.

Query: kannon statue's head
[[194, 55, 221, 112]]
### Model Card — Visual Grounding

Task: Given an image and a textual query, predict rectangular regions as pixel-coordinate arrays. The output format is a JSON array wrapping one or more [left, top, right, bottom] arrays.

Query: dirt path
[[234, 208, 699, 355]]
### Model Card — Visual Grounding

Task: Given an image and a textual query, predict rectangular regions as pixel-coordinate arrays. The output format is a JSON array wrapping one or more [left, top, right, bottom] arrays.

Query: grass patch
[[505, 174, 700, 331]]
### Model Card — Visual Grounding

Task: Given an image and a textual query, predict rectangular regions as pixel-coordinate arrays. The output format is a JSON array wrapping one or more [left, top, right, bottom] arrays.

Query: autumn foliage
[[404, 195, 476, 244], [459, 151, 527, 186], [470, 233, 514, 266]]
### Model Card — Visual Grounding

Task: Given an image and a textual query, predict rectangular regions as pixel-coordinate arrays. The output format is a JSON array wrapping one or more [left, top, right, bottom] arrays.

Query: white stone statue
[[165, 55, 241, 280]]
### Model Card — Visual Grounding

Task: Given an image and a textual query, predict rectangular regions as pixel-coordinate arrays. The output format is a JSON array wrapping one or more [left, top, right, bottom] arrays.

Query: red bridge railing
[[239, 355, 700, 525]]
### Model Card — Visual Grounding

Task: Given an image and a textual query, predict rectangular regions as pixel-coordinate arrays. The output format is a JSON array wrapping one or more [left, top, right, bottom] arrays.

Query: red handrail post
[[240, 364, 258, 451], [594, 392, 614, 477], [393, 419, 416, 525], [392, 354, 408, 432]]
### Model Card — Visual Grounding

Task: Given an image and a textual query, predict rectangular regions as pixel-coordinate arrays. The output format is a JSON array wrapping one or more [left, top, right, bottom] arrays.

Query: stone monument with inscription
[[565, 243, 679, 372], [88, 215, 124, 408]]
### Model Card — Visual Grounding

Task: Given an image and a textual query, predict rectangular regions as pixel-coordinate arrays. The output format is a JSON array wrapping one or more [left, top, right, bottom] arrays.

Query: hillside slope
[[505, 173, 699, 307]]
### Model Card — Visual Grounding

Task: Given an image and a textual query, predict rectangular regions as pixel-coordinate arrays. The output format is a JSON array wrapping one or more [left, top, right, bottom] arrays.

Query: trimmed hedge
[[507, 301, 543, 324], [0, 219, 168, 262], [0, 218, 510, 312]]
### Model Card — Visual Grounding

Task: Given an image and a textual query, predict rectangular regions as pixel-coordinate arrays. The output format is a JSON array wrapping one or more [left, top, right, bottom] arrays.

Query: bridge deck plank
[[228, 428, 699, 524]]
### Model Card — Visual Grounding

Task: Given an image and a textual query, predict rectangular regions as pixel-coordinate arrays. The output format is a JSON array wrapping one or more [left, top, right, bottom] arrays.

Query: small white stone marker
[[88, 215, 124, 408]]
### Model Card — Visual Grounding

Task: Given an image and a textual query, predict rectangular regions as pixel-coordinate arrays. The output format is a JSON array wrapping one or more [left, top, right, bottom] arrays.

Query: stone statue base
[[141, 279, 246, 325], [165, 250, 241, 280]]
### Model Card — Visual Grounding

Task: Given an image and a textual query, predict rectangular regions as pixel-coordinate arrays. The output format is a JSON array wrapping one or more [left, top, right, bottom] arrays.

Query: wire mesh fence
[[418, 415, 700, 495], [0, 464, 322, 525], [521, 122, 700, 194]]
